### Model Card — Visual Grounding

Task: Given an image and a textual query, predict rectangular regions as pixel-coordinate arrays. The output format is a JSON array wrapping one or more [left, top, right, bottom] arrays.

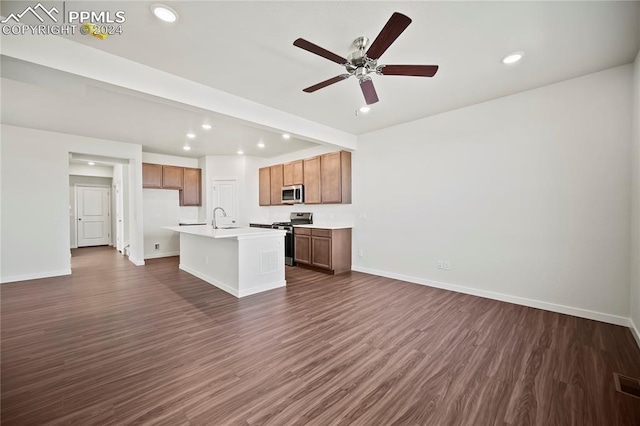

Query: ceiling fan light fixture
[[502, 51, 524, 64], [151, 4, 178, 23], [359, 106, 371, 113]]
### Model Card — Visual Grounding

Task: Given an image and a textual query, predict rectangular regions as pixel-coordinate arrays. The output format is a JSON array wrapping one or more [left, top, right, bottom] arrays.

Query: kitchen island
[[164, 225, 287, 298]]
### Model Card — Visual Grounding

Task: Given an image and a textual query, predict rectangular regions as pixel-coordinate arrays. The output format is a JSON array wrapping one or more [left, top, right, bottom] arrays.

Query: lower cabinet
[[294, 227, 351, 274]]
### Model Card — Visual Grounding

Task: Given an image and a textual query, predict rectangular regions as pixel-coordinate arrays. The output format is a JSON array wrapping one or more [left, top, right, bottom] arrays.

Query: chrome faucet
[[212, 207, 227, 229]]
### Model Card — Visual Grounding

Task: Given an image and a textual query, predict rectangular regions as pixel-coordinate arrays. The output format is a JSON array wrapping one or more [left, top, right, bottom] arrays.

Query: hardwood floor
[[2, 247, 639, 425]]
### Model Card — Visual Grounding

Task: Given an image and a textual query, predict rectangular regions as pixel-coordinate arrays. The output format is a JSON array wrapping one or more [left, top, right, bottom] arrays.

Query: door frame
[[74, 184, 112, 248]]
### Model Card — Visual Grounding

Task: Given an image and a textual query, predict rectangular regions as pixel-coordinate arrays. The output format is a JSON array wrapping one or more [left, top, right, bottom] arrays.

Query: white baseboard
[[352, 266, 631, 327], [179, 264, 286, 298], [180, 264, 239, 297], [1, 268, 72, 284], [144, 251, 179, 260], [238, 280, 287, 298], [630, 318, 640, 349], [129, 257, 145, 266]]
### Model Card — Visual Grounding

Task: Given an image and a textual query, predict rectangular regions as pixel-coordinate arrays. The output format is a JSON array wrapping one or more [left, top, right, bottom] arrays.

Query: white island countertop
[[293, 224, 352, 230], [163, 225, 286, 239]]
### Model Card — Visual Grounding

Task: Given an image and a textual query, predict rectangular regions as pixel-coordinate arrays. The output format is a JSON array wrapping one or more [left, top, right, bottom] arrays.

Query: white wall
[[354, 65, 633, 324], [68, 164, 113, 178], [69, 175, 113, 248], [631, 50, 640, 341], [141, 152, 200, 259], [0, 125, 144, 282], [244, 145, 356, 226]]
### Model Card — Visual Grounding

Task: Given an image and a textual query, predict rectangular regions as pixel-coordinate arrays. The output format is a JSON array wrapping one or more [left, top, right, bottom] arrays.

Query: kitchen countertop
[[293, 224, 352, 230], [164, 225, 286, 240]]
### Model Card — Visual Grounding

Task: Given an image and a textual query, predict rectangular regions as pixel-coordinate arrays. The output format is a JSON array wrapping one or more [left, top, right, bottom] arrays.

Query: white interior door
[[212, 179, 238, 226], [77, 186, 111, 247]]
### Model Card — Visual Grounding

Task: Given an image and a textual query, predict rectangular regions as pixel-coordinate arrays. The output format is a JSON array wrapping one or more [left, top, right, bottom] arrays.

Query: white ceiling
[[0, 57, 319, 158], [1, 1, 639, 153]]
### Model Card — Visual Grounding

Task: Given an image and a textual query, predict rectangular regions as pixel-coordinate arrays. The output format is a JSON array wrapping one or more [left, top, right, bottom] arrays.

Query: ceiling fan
[[293, 12, 439, 106]]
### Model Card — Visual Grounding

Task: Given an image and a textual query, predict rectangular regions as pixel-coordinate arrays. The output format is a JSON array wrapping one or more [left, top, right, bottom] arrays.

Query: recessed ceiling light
[[201, 124, 211, 130], [186, 133, 195, 139], [502, 51, 524, 64], [88, 161, 95, 166], [257, 142, 265, 148], [237, 150, 244, 155], [359, 106, 371, 113], [151, 4, 178, 23], [282, 133, 290, 139], [183, 145, 191, 151]]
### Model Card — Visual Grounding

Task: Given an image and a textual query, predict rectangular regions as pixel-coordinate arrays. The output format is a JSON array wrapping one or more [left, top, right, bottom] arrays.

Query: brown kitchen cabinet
[[321, 151, 351, 204], [162, 165, 184, 190], [270, 164, 284, 205], [256, 150, 351, 206], [180, 167, 201, 206], [258, 167, 271, 206], [142, 163, 162, 188], [294, 228, 311, 265], [294, 227, 351, 274], [303, 156, 321, 204], [143, 163, 202, 206], [283, 160, 304, 186]]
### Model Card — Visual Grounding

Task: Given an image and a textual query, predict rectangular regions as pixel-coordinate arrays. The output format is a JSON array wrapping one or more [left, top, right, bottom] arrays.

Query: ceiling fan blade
[[366, 12, 412, 60], [359, 78, 379, 105], [293, 38, 348, 65], [379, 65, 439, 77], [303, 74, 351, 93]]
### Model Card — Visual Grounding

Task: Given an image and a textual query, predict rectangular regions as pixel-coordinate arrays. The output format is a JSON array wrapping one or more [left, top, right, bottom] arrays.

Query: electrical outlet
[[444, 261, 451, 271], [437, 260, 444, 269], [358, 249, 364, 257], [154, 243, 160, 250]]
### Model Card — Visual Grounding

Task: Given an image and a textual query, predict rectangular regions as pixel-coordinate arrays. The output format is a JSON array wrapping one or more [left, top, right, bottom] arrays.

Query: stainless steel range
[[272, 212, 313, 266]]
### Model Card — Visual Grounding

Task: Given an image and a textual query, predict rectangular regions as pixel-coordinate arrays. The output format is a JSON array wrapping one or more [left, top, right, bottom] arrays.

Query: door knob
[[78, 218, 82, 221]]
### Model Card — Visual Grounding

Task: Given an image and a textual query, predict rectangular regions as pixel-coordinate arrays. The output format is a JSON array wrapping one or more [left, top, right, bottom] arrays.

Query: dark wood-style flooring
[[2, 247, 639, 425]]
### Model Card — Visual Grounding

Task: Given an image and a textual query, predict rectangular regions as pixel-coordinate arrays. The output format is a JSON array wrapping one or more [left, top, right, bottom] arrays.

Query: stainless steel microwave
[[282, 185, 304, 204]]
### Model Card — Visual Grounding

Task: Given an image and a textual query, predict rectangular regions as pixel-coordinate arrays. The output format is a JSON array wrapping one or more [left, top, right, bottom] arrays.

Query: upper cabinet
[[258, 167, 271, 206], [270, 164, 284, 205], [303, 156, 321, 204], [321, 151, 351, 204], [258, 150, 351, 206], [180, 167, 201, 206], [142, 163, 162, 188], [142, 163, 202, 206], [283, 160, 304, 186], [162, 165, 184, 190]]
